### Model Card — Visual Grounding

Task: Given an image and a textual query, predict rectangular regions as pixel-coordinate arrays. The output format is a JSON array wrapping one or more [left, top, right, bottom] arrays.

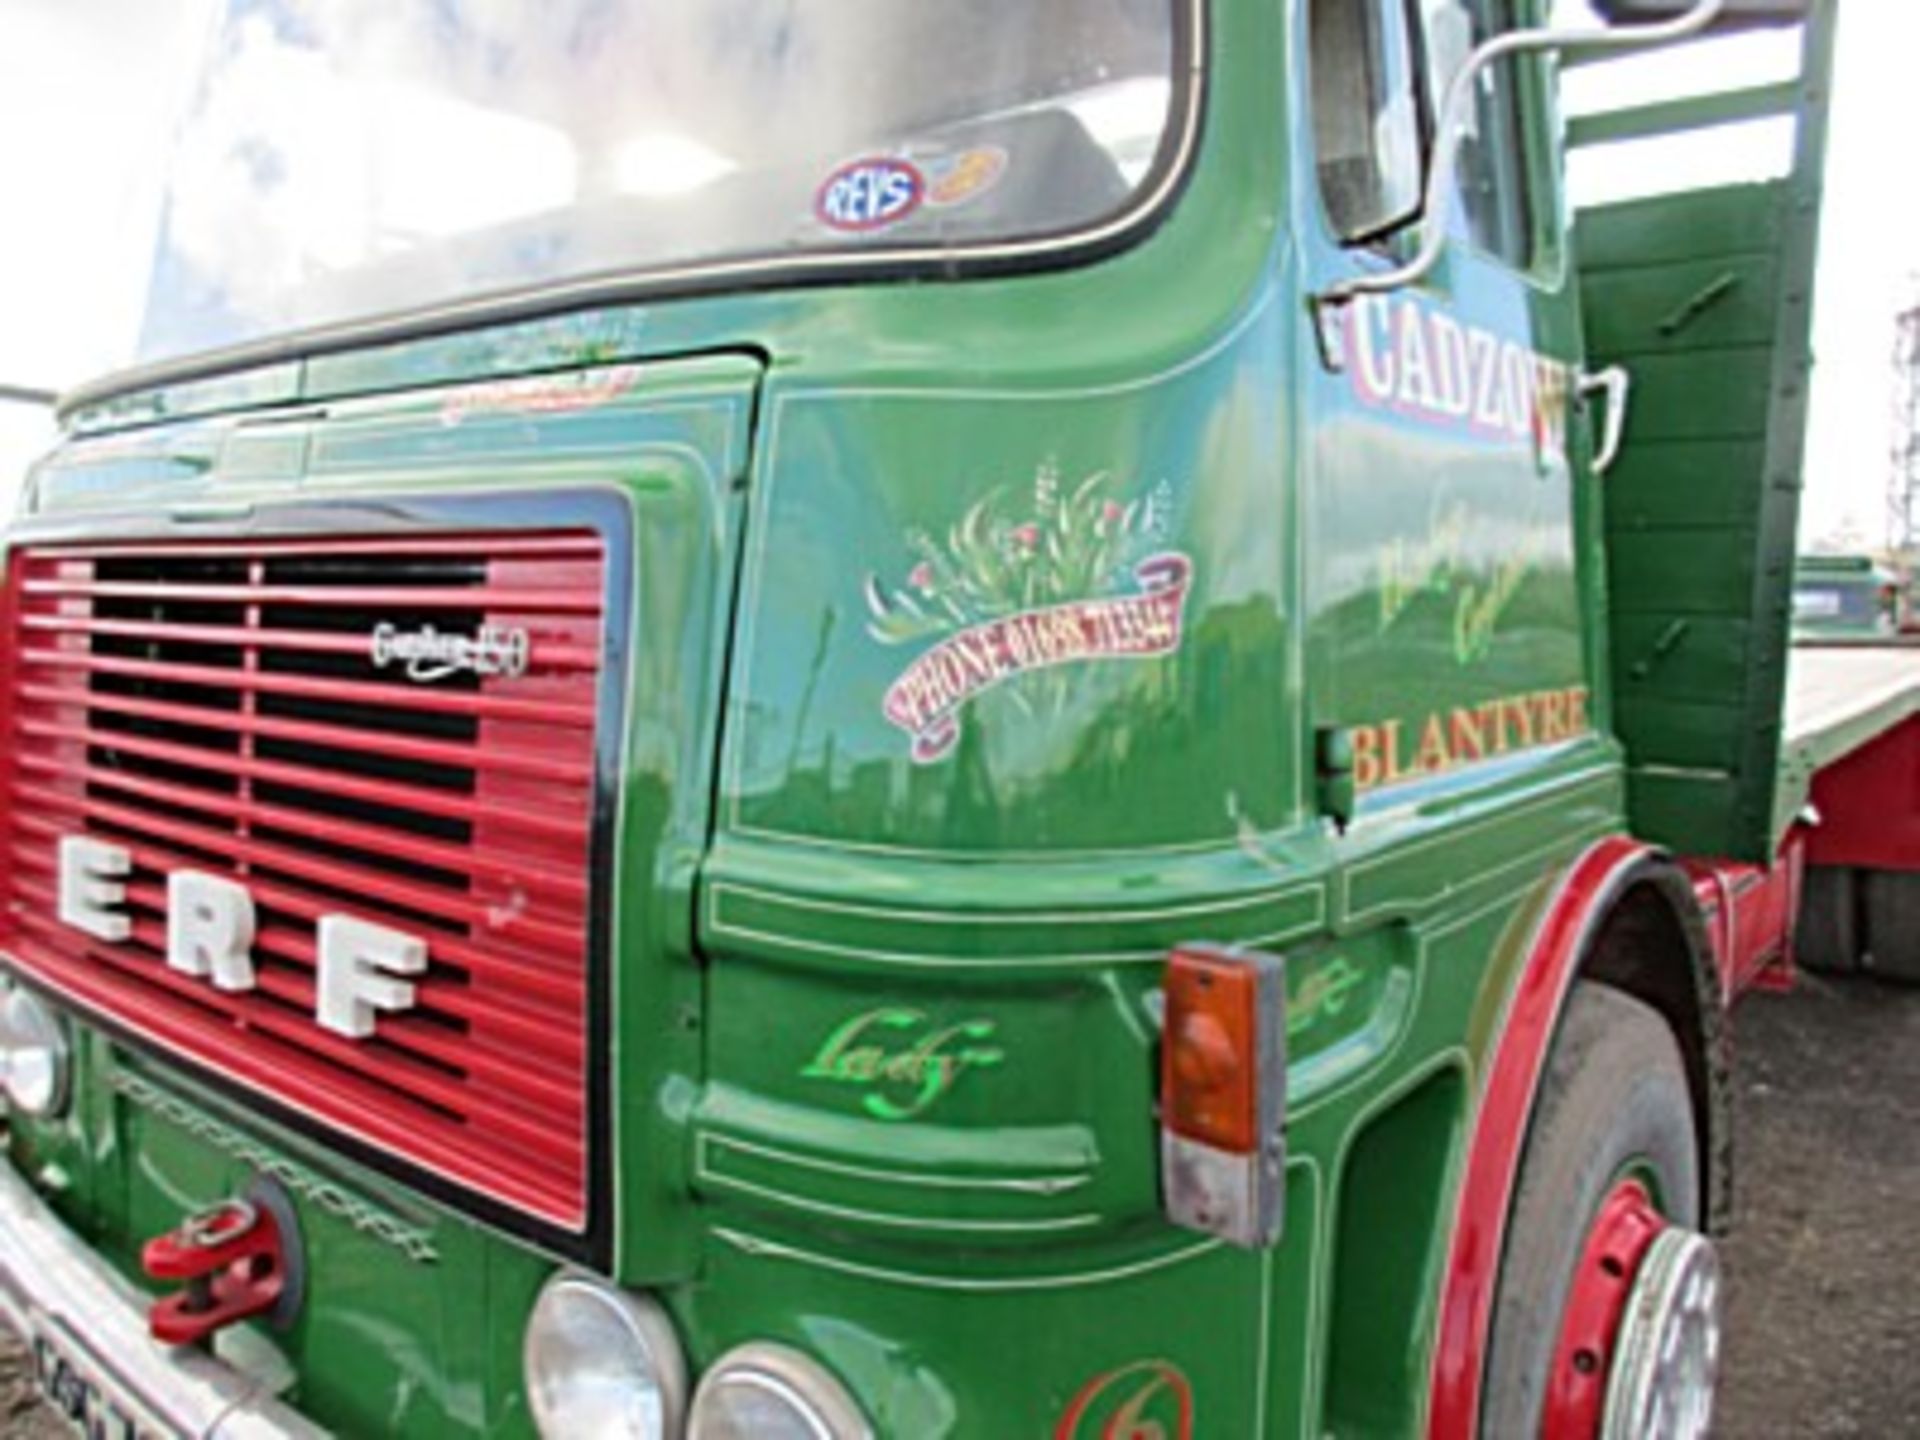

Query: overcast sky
[[0, 1, 1913, 549], [1790, 0, 1919, 548]]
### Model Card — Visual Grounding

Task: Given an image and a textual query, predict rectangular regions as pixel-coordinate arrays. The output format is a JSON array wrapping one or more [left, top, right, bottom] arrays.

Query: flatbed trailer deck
[[1785, 645, 1920, 784]]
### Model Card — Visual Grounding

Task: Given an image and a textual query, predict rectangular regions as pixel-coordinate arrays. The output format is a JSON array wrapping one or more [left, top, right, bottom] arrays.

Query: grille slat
[[19, 648, 597, 726], [22, 614, 602, 670], [18, 719, 585, 836], [0, 530, 606, 1230], [19, 762, 589, 900], [34, 534, 604, 564], [20, 577, 603, 612], [18, 682, 590, 783]]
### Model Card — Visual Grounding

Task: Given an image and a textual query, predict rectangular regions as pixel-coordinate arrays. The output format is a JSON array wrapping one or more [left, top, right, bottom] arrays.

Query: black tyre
[[1481, 982, 1701, 1437], [1798, 865, 1860, 974], [1862, 870, 1920, 982]]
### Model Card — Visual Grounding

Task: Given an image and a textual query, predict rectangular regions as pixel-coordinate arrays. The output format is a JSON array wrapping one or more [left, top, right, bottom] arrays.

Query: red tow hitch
[[141, 1198, 289, 1345]]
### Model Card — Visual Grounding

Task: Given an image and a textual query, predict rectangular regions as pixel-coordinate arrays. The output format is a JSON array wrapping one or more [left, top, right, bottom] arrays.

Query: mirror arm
[[1313, 0, 1726, 311], [0, 384, 57, 409]]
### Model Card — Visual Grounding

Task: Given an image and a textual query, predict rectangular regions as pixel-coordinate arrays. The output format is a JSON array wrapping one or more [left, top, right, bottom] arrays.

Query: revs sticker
[[816, 156, 925, 232]]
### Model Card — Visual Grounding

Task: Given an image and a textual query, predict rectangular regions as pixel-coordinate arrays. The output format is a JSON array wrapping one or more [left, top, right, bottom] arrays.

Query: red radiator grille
[[0, 530, 608, 1230]]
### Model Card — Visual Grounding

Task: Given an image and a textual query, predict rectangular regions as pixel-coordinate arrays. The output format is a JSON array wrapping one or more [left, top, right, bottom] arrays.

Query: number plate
[[28, 1312, 165, 1440]]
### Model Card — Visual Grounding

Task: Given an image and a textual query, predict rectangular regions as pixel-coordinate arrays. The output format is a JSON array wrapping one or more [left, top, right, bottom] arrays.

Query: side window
[[1420, 0, 1536, 267], [1310, 0, 1425, 243]]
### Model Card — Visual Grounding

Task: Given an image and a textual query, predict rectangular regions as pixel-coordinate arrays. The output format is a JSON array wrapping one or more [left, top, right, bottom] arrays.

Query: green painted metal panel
[[1572, 0, 1836, 860], [1606, 344, 1777, 441], [1615, 696, 1753, 769], [1606, 529, 1759, 615], [1576, 182, 1785, 268], [1627, 772, 1743, 851], [1579, 254, 1781, 357], [1602, 439, 1769, 529], [1612, 614, 1753, 703], [1318, 1066, 1467, 1435]]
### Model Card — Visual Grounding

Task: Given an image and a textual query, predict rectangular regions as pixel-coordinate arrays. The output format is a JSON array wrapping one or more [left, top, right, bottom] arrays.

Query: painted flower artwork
[[864, 465, 1191, 762], [865, 465, 1176, 646]]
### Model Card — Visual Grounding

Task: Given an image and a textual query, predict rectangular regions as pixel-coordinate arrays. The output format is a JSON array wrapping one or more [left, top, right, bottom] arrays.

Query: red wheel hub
[[1542, 1180, 1667, 1439]]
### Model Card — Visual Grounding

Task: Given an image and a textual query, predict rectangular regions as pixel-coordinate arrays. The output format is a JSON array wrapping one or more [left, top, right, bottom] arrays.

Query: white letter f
[[315, 916, 428, 1039]]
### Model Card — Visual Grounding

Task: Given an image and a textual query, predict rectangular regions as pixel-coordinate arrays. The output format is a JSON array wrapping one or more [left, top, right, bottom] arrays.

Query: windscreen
[[135, 0, 1185, 365]]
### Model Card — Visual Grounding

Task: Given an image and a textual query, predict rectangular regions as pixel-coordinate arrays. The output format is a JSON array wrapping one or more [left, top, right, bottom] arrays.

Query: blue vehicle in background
[[1793, 555, 1900, 640]]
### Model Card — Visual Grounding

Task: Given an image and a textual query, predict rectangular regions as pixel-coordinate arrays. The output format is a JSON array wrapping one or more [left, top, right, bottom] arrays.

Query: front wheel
[[1481, 982, 1721, 1439]]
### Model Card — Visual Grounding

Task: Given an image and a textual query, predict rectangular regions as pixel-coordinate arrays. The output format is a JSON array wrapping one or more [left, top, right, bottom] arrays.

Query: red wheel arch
[[1424, 834, 1656, 1438]]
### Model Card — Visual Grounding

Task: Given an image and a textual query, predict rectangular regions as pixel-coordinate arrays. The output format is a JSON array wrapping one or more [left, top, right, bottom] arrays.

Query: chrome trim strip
[[0, 1159, 327, 1438]]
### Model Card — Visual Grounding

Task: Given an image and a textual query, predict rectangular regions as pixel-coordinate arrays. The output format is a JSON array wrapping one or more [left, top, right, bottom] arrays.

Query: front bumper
[[0, 1158, 325, 1439]]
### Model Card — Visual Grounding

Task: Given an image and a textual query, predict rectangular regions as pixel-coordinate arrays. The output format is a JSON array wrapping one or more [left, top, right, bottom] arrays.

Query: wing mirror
[[1312, 0, 1730, 312]]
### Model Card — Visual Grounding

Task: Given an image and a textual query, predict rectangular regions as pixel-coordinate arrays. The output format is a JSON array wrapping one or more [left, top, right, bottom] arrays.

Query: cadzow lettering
[[1344, 293, 1572, 454], [56, 836, 427, 1039]]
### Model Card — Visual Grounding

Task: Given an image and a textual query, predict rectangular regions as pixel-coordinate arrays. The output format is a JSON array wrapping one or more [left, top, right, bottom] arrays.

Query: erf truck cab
[[0, 0, 1858, 1435]]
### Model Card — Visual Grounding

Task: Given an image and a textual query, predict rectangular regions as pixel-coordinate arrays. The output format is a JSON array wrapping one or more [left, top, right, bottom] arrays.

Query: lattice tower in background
[[1891, 287, 1920, 555]]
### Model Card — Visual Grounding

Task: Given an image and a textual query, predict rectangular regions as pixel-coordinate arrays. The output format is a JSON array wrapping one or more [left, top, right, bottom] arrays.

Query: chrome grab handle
[[1581, 366, 1633, 475]]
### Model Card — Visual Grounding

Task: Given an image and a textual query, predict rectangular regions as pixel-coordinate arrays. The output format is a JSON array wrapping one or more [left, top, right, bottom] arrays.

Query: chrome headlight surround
[[0, 984, 69, 1118], [523, 1271, 687, 1440], [687, 1342, 873, 1440]]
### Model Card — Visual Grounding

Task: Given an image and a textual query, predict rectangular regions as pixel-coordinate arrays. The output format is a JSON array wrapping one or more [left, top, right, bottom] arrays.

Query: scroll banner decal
[[882, 552, 1194, 763]]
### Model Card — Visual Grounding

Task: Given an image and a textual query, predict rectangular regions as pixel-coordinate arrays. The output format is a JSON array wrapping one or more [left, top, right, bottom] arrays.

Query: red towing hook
[[141, 1197, 290, 1345]]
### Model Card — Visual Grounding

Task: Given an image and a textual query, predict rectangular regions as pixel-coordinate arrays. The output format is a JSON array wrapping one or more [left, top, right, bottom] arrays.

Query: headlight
[[0, 985, 68, 1117], [688, 1343, 872, 1440], [523, 1272, 686, 1439]]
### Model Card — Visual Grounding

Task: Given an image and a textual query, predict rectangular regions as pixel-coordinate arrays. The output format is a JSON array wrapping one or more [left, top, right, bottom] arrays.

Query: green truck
[[0, 0, 1902, 1436]]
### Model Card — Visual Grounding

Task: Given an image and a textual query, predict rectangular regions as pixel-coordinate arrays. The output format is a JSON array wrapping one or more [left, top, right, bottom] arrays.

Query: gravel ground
[[0, 1339, 60, 1440], [1715, 973, 1920, 1437], [0, 975, 1914, 1437]]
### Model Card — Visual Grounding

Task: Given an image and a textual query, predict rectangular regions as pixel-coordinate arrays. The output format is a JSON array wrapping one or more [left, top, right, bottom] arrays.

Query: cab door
[[1294, 0, 1595, 825]]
